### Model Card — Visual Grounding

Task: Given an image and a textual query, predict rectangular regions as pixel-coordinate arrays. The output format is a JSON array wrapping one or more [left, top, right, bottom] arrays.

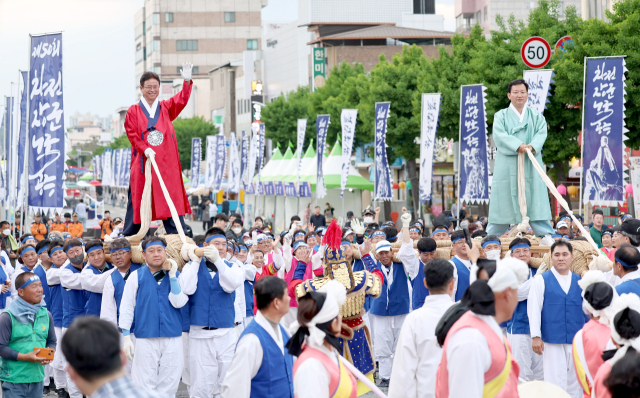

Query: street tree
[[172, 116, 219, 170], [261, 86, 311, 148]]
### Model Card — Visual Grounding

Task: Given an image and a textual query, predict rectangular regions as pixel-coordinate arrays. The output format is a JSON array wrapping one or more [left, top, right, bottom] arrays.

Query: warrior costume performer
[[295, 220, 383, 395]]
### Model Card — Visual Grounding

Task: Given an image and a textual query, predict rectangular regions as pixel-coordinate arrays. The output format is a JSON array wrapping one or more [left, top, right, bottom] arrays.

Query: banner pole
[[22, 69, 29, 233], [457, 87, 463, 229], [579, 57, 587, 217]]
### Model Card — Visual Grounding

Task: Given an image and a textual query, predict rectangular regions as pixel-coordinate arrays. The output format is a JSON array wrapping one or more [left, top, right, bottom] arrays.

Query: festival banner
[[296, 119, 307, 195], [374, 103, 392, 201], [191, 137, 201, 188], [10, 84, 18, 209], [0, 103, 6, 204], [420, 94, 441, 202], [629, 157, 640, 219], [284, 182, 297, 197], [459, 85, 490, 204], [581, 57, 627, 206], [264, 181, 275, 196], [119, 148, 127, 187], [274, 181, 284, 196], [340, 110, 357, 198], [102, 149, 112, 187], [246, 182, 255, 195], [213, 134, 226, 192], [316, 115, 330, 198], [256, 182, 265, 195], [205, 135, 216, 189], [299, 181, 312, 198], [523, 69, 554, 114], [245, 125, 259, 190], [2, 99, 12, 206], [257, 124, 265, 182], [123, 148, 131, 188], [17, 71, 28, 209], [240, 131, 248, 190], [228, 133, 241, 194], [113, 149, 122, 188], [28, 33, 65, 214]]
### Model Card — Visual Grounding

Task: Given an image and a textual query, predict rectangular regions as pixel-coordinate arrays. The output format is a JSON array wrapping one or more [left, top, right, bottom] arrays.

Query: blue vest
[[352, 259, 372, 312], [410, 259, 430, 310], [239, 319, 294, 398], [62, 264, 88, 328], [452, 257, 470, 302], [507, 267, 538, 335], [32, 265, 51, 310], [540, 271, 585, 344], [616, 278, 640, 296], [133, 266, 183, 338], [371, 261, 410, 317], [181, 304, 191, 333], [84, 263, 112, 316], [48, 265, 64, 327], [110, 263, 142, 333], [188, 259, 236, 328], [244, 279, 255, 318], [0, 264, 8, 309]]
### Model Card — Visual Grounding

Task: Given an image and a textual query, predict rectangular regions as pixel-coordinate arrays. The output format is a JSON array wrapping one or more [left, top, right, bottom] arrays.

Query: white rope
[[338, 356, 387, 398], [511, 152, 531, 236]]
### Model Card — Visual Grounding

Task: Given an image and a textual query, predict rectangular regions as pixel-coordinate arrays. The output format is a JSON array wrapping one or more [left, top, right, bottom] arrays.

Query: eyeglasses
[[111, 251, 129, 258], [143, 85, 159, 91]]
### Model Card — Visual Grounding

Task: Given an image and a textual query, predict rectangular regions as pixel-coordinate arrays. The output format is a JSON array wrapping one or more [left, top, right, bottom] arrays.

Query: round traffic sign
[[555, 36, 574, 52], [521, 37, 551, 69]]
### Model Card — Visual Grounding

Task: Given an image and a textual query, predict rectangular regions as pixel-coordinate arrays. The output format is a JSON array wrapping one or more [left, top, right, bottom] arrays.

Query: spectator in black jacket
[[309, 206, 326, 228]]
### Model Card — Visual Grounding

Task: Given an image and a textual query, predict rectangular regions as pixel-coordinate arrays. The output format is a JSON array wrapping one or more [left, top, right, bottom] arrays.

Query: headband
[[622, 214, 633, 222], [257, 234, 267, 242], [197, 243, 204, 248], [246, 241, 253, 247], [50, 246, 63, 255], [144, 241, 166, 250], [21, 247, 36, 256], [409, 227, 421, 233], [64, 244, 82, 253], [37, 246, 48, 255], [602, 230, 614, 237], [293, 241, 308, 252], [451, 235, 464, 244], [343, 229, 354, 237], [18, 275, 40, 290], [552, 234, 562, 238], [341, 240, 351, 246], [376, 242, 392, 254], [481, 240, 501, 250], [110, 247, 130, 254], [205, 234, 226, 243], [433, 227, 448, 233], [617, 258, 637, 269], [294, 231, 306, 238], [86, 245, 103, 255], [419, 247, 436, 254], [238, 245, 248, 252], [510, 243, 530, 251], [372, 231, 386, 238], [21, 236, 33, 243]]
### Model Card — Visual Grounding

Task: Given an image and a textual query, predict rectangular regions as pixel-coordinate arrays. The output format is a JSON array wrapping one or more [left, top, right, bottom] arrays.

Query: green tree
[[173, 116, 219, 170], [262, 86, 312, 148], [92, 135, 131, 156]]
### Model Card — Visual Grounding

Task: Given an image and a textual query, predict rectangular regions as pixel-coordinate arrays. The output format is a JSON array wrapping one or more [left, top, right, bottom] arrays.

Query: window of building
[[224, 12, 236, 23], [176, 40, 198, 51], [153, 13, 159, 25], [484, 6, 488, 21], [153, 40, 159, 51], [143, 21, 146, 33], [476, 10, 481, 23], [526, 1, 537, 9], [165, 12, 173, 23], [153, 66, 160, 74], [558, 1, 565, 16], [247, 39, 258, 50], [143, 47, 146, 61], [177, 66, 198, 74], [413, 0, 435, 14]]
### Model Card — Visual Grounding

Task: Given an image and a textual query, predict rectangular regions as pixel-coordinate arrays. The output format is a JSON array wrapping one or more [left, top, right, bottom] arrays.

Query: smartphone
[[462, 225, 473, 249], [34, 347, 55, 361]]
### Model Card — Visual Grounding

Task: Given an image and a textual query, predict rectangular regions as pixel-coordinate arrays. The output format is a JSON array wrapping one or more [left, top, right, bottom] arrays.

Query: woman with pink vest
[[436, 257, 529, 398], [286, 280, 358, 398], [572, 271, 617, 398]]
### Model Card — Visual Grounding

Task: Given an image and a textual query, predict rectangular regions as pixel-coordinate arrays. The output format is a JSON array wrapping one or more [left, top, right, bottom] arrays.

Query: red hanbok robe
[[124, 80, 193, 224]]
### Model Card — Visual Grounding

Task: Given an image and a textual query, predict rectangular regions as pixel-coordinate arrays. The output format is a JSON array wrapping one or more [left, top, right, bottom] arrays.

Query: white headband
[[487, 257, 529, 292]]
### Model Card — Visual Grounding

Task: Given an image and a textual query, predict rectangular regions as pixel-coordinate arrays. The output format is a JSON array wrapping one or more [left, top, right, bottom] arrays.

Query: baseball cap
[[556, 221, 569, 229], [621, 219, 640, 236], [376, 240, 392, 254]]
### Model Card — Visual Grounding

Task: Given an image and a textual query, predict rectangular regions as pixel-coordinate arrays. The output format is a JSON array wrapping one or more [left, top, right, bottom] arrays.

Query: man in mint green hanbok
[[487, 79, 554, 237]]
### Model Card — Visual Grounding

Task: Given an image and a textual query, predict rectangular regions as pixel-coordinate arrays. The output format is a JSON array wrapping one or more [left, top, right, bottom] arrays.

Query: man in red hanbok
[[122, 63, 194, 235]]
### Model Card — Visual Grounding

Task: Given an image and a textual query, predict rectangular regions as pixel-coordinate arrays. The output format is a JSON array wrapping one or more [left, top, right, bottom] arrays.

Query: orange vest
[[30, 222, 47, 241], [99, 219, 113, 239], [51, 222, 66, 233], [293, 345, 357, 398], [68, 222, 83, 238]]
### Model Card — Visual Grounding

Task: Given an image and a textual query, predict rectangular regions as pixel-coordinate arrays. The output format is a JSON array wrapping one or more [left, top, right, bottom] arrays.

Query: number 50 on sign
[[521, 36, 551, 69]]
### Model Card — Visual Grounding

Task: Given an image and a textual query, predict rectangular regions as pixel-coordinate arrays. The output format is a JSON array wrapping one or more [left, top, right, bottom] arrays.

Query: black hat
[[346, 211, 354, 218], [621, 219, 640, 236], [584, 282, 614, 311], [362, 208, 375, 216]]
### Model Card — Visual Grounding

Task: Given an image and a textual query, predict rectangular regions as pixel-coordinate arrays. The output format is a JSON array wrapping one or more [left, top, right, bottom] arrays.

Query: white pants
[[371, 314, 408, 380], [543, 343, 582, 398], [62, 327, 82, 398], [189, 329, 238, 398], [362, 311, 373, 338], [508, 333, 543, 383], [44, 363, 52, 386], [131, 336, 183, 396], [182, 332, 191, 392], [52, 326, 67, 389], [281, 307, 297, 329], [118, 332, 136, 377]]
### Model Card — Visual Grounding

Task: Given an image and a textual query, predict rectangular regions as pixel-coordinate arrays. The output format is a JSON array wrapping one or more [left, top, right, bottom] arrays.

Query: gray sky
[[0, 0, 455, 126]]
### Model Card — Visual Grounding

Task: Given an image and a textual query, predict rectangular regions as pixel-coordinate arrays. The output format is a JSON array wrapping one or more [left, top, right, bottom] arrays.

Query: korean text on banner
[[213, 135, 226, 192], [246, 125, 259, 189], [582, 57, 627, 206], [124, 148, 131, 188], [229, 132, 241, 193], [420, 94, 441, 203], [313, 48, 326, 91], [17, 71, 28, 209], [113, 149, 122, 188], [103, 149, 112, 187], [459, 85, 490, 204], [240, 131, 248, 190], [374, 102, 392, 201], [340, 110, 357, 198], [191, 137, 201, 187], [524, 69, 554, 114], [257, 124, 265, 182], [28, 33, 65, 214], [296, 119, 307, 194], [205, 135, 216, 189], [316, 115, 330, 198]]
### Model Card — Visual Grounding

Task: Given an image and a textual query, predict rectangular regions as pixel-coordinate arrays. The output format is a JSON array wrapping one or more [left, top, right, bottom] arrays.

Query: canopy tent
[[66, 165, 91, 174], [254, 148, 283, 181], [283, 142, 316, 182], [80, 173, 94, 181], [302, 140, 374, 191], [275, 148, 299, 183], [267, 147, 294, 182]]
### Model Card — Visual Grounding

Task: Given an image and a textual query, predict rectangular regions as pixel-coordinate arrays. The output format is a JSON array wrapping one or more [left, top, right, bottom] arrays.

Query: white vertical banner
[[523, 69, 554, 114], [340, 110, 357, 198], [10, 83, 19, 209], [102, 149, 113, 187], [419, 94, 441, 202], [296, 119, 307, 194], [229, 132, 241, 194], [630, 157, 640, 219], [205, 135, 216, 189]]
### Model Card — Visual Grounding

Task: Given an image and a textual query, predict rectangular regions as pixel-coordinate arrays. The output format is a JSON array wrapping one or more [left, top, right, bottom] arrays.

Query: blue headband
[[617, 258, 637, 269], [376, 243, 392, 253], [434, 227, 448, 233], [205, 234, 226, 243], [110, 247, 130, 254], [293, 241, 308, 251], [21, 247, 36, 255], [511, 243, 531, 251], [64, 244, 82, 253], [552, 234, 562, 238], [294, 231, 306, 238], [86, 245, 103, 255], [419, 247, 436, 253], [144, 241, 166, 250], [50, 246, 63, 255], [246, 241, 253, 247], [481, 240, 501, 250], [372, 231, 386, 238], [37, 246, 48, 255], [238, 246, 248, 252], [602, 230, 614, 237], [451, 235, 464, 244], [622, 215, 633, 221], [22, 236, 33, 243], [341, 240, 351, 246], [197, 243, 204, 248], [18, 275, 40, 290], [409, 228, 421, 233]]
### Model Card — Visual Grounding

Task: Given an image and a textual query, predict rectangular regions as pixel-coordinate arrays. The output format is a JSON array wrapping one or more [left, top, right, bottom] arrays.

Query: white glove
[[181, 62, 193, 81], [144, 148, 156, 158], [168, 259, 178, 278], [252, 230, 258, 247], [204, 245, 220, 263], [123, 335, 135, 361], [351, 218, 365, 235], [401, 212, 412, 229], [188, 245, 201, 264]]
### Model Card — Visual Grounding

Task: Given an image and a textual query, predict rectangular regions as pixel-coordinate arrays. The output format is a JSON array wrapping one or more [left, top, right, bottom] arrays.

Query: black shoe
[[376, 378, 389, 388], [43, 385, 50, 395], [56, 389, 70, 398], [50, 377, 56, 391]]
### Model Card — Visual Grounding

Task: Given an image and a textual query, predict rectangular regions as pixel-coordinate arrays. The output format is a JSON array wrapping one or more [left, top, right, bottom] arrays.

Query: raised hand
[[181, 62, 193, 81]]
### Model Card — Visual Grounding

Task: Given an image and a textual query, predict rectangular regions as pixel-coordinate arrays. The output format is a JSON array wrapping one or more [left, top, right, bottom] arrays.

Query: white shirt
[[293, 340, 340, 398], [60, 262, 83, 290], [100, 266, 135, 329], [604, 268, 640, 287], [80, 263, 115, 293], [139, 97, 159, 119], [396, 241, 421, 281], [118, 267, 188, 332], [446, 313, 504, 398], [231, 257, 247, 324], [221, 311, 286, 398], [527, 267, 573, 339], [209, 203, 218, 218], [178, 257, 244, 338], [509, 103, 526, 124], [388, 294, 455, 398]]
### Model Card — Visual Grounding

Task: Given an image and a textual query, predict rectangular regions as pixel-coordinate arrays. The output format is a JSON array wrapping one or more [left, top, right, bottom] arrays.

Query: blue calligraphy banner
[[28, 33, 65, 214], [374, 103, 392, 201], [119, 148, 128, 187], [420, 94, 441, 202], [459, 85, 489, 204], [113, 149, 122, 187], [246, 182, 255, 195], [191, 137, 201, 188], [316, 115, 330, 198], [582, 57, 627, 205], [256, 182, 265, 195], [17, 71, 28, 208], [284, 182, 297, 197], [124, 148, 131, 188], [257, 124, 265, 182], [298, 181, 311, 198], [240, 131, 248, 190], [264, 181, 275, 196], [274, 181, 284, 196], [213, 134, 226, 192]]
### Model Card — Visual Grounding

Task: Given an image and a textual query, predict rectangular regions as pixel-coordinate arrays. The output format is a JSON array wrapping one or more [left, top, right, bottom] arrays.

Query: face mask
[[2, 230, 9, 236], [69, 254, 84, 266], [364, 217, 373, 223], [232, 227, 242, 235], [255, 223, 262, 228], [226, 253, 232, 260], [485, 250, 501, 261]]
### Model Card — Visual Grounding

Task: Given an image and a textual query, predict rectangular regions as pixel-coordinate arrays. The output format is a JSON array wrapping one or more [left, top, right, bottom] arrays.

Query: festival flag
[[340, 110, 357, 198], [113, 149, 122, 188], [102, 149, 112, 187], [581, 57, 627, 206], [28, 33, 65, 215], [213, 134, 226, 192], [523, 69, 554, 114], [420, 94, 441, 202], [257, 124, 265, 182], [240, 131, 248, 190], [229, 133, 241, 193], [459, 85, 490, 204], [205, 136, 216, 189], [17, 71, 28, 210], [374, 103, 392, 201], [296, 119, 307, 196], [316, 115, 330, 198], [123, 148, 131, 188], [191, 138, 201, 188], [245, 125, 259, 194]]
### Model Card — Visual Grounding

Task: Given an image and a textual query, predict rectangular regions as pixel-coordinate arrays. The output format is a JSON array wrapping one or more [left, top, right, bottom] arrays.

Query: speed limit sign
[[521, 37, 551, 69]]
